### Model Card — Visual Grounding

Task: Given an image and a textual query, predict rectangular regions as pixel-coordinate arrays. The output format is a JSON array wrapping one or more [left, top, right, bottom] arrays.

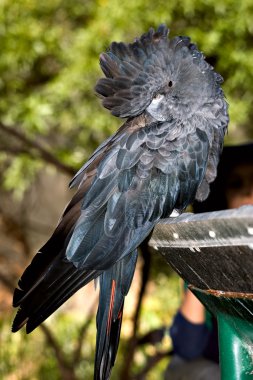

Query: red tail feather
[[107, 280, 116, 335]]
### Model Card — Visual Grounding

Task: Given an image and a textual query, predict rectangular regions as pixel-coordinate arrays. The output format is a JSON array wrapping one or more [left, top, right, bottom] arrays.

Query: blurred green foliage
[[1, 1, 253, 378], [0, 312, 96, 379], [0, 0, 253, 192], [1, 270, 181, 380]]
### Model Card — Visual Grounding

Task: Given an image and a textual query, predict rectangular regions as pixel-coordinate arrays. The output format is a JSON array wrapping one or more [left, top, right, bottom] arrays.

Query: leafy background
[[0, 0, 253, 379]]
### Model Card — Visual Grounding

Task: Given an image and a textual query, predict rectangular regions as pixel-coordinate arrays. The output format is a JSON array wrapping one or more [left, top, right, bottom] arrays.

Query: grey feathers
[[95, 24, 225, 120], [12, 24, 229, 380]]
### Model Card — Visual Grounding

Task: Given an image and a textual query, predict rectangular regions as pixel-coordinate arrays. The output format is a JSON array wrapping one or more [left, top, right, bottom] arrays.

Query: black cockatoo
[[12, 25, 229, 379]]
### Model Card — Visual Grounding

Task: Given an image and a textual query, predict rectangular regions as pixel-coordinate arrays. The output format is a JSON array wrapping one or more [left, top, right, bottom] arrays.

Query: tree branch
[[73, 295, 98, 365], [0, 145, 32, 156], [0, 206, 31, 257], [0, 122, 76, 176], [132, 240, 151, 337], [120, 238, 151, 380], [40, 324, 78, 380], [133, 349, 172, 380]]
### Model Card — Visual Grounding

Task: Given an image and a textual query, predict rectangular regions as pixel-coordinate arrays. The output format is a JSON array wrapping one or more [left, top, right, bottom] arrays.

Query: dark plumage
[[12, 25, 229, 380]]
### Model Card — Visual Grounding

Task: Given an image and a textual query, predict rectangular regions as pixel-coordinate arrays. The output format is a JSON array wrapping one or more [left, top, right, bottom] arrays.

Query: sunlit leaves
[[0, 0, 253, 191]]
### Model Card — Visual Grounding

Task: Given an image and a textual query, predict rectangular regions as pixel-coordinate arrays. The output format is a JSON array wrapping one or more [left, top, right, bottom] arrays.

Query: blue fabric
[[170, 311, 212, 360], [203, 318, 219, 363]]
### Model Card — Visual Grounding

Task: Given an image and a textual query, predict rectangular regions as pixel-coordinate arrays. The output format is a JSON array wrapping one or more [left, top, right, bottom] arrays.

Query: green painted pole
[[191, 287, 253, 380], [149, 207, 253, 380], [217, 314, 253, 380]]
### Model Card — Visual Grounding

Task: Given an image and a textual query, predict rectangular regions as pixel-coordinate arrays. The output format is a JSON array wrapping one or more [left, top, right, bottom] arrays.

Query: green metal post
[[217, 314, 253, 380], [191, 287, 253, 380], [149, 207, 253, 380]]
